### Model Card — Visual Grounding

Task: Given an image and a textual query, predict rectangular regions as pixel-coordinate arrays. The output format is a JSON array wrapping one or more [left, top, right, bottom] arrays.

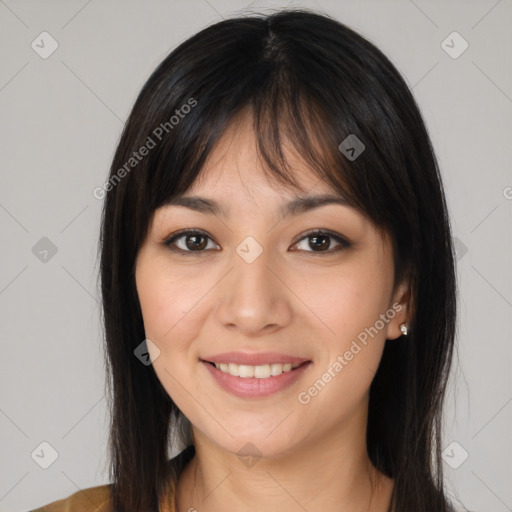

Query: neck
[[176, 414, 393, 512]]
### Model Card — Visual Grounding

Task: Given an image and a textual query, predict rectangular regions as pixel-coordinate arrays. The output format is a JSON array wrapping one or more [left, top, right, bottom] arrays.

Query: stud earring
[[400, 323, 408, 336]]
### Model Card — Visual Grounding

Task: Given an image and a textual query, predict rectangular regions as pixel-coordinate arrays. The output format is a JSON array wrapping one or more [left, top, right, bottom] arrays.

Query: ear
[[385, 280, 411, 340]]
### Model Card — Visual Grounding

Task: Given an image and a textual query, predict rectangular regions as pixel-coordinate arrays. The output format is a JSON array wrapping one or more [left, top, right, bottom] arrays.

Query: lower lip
[[201, 361, 312, 398]]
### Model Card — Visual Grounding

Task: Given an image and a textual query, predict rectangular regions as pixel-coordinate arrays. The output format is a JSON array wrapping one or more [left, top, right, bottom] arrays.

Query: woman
[[31, 8, 459, 512]]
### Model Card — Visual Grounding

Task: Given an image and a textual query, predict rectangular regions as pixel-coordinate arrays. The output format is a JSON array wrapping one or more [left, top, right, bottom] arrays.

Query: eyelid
[[162, 228, 219, 252], [162, 228, 352, 254], [291, 228, 351, 252]]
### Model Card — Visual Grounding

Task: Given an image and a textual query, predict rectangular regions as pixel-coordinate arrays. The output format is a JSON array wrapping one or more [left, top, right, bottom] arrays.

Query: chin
[[205, 424, 302, 462]]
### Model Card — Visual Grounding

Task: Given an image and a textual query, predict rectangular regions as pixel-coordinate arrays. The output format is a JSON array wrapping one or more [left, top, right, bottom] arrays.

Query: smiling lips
[[211, 361, 303, 378], [201, 351, 312, 398]]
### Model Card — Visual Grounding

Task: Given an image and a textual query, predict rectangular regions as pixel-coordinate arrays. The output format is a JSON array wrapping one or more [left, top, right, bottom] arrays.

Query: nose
[[214, 244, 293, 338]]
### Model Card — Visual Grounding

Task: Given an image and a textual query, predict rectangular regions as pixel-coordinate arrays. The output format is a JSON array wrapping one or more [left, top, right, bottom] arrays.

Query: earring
[[400, 323, 408, 336]]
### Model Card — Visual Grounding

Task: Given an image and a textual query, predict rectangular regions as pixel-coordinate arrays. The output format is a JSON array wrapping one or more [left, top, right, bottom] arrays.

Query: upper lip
[[202, 351, 311, 366]]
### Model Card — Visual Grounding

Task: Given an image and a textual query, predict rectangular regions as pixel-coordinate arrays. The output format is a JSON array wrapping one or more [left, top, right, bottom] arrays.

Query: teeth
[[213, 361, 302, 378]]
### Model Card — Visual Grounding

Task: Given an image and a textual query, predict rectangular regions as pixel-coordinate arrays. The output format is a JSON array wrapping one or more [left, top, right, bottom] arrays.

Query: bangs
[[146, 52, 381, 233], [117, 9, 419, 288]]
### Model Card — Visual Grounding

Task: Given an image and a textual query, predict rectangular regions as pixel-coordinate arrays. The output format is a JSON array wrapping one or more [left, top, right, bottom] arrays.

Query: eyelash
[[162, 228, 351, 255]]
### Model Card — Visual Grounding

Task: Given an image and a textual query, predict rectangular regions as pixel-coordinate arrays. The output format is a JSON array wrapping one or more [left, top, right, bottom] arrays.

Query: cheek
[[136, 258, 208, 411], [298, 257, 392, 342], [136, 257, 203, 341], [295, 275, 390, 419], [135, 256, 218, 395], [292, 251, 393, 401]]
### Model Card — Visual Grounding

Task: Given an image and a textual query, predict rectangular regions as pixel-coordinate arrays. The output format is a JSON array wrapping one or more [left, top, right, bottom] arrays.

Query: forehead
[[188, 110, 333, 196]]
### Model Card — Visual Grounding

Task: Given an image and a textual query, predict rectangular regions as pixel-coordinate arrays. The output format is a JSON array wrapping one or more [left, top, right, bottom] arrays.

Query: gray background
[[0, 1, 511, 511]]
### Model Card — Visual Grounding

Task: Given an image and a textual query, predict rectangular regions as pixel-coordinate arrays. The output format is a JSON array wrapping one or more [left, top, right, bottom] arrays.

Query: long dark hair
[[99, 9, 457, 511]]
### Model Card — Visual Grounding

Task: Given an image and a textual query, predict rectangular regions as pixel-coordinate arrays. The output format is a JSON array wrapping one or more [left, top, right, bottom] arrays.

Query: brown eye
[[164, 229, 218, 253], [291, 230, 351, 254]]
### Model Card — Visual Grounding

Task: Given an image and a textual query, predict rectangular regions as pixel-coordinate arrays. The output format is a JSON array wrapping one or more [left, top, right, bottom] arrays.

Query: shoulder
[[27, 445, 195, 512], [28, 484, 112, 512]]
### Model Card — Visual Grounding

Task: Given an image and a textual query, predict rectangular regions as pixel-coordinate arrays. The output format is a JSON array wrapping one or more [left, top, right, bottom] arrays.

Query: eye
[[163, 229, 219, 253], [163, 229, 351, 255], [291, 229, 351, 254]]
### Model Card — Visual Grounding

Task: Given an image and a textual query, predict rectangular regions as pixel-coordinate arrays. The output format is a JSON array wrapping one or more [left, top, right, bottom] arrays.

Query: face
[[135, 113, 409, 460]]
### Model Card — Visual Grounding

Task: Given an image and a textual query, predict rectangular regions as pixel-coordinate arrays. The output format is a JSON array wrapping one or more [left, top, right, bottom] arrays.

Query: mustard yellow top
[[28, 480, 176, 512], [28, 445, 196, 512], [28, 484, 114, 512]]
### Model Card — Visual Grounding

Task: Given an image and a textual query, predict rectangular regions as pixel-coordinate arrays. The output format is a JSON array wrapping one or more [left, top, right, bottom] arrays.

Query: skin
[[135, 112, 410, 512]]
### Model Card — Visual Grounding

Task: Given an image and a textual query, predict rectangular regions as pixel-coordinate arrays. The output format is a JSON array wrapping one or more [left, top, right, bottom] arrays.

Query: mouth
[[202, 360, 309, 378], [200, 357, 313, 398]]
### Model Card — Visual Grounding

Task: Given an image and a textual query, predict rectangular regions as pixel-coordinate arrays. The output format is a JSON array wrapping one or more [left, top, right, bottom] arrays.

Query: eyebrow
[[164, 194, 350, 219]]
